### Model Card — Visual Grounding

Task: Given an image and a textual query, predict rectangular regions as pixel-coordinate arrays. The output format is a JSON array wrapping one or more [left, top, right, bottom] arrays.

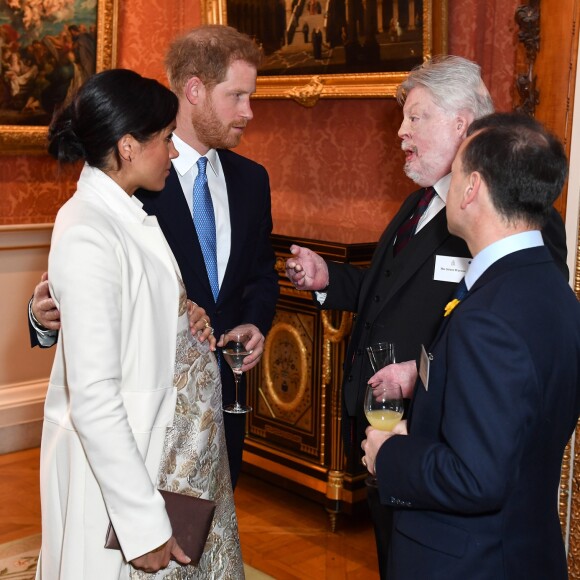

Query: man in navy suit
[[29, 25, 279, 489], [361, 112, 580, 579]]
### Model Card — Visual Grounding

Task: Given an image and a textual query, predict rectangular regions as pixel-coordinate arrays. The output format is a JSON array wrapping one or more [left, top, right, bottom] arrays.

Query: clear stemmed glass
[[363, 382, 404, 485], [364, 383, 404, 432], [222, 329, 253, 414], [363, 342, 398, 484], [366, 341, 396, 373]]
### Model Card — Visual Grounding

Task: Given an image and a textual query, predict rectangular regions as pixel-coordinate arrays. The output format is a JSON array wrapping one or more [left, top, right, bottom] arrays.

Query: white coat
[[36, 165, 180, 579]]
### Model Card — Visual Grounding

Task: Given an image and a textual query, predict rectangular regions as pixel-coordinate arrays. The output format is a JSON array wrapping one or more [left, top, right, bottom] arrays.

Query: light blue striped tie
[[193, 157, 219, 301]]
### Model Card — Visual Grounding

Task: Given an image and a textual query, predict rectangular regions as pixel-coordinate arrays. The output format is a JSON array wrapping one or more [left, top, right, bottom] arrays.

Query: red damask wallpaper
[[0, 0, 518, 229]]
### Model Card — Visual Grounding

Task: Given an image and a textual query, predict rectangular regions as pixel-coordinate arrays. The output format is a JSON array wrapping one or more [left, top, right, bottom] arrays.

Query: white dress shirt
[[171, 134, 231, 287], [414, 173, 450, 234]]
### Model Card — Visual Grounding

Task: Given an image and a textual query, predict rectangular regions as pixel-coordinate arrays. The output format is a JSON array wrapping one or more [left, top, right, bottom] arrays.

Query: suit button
[[373, 295, 380, 302], [356, 349, 363, 355], [385, 270, 391, 277], [364, 322, 371, 329], [347, 375, 353, 382], [215, 310, 222, 315]]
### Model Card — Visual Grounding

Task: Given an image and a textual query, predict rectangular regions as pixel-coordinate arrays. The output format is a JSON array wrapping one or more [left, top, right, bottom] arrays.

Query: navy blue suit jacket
[[137, 149, 279, 407], [137, 149, 278, 486], [376, 246, 580, 579], [321, 187, 568, 458]]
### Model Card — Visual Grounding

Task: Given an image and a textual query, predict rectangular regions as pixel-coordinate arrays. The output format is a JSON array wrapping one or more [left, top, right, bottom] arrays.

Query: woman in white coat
[[36, 69, 243, 579]]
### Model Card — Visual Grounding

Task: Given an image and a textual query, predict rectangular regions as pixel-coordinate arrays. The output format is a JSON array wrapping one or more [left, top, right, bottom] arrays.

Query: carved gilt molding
[[515, 0, 540, 116]]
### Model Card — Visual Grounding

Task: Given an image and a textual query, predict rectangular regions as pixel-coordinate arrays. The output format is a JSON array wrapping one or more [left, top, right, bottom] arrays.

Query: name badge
[[433, 255, 471, 283], [419, 345, 431, 391]]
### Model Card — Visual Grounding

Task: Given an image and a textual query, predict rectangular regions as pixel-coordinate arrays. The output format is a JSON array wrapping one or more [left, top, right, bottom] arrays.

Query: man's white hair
[[397, 55, 495, 119]]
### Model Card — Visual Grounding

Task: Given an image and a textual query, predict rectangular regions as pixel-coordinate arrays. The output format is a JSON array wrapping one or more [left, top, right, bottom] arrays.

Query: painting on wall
[[0, 0, 118, 154], [203, 0, 447, 104]]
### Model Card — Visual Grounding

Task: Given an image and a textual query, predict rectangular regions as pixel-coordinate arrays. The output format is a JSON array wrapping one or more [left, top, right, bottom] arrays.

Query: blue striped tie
[[193, 157, 219, 301]]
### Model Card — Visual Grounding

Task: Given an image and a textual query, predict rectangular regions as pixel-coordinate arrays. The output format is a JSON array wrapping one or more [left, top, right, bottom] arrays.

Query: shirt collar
[[171, 133, 219, 178], [464, 230, 544, 290], [433, 173, 451, 204]]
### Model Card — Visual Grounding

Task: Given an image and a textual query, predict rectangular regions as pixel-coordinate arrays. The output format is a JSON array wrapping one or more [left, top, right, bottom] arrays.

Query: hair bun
[[47, 105, 86, 162]]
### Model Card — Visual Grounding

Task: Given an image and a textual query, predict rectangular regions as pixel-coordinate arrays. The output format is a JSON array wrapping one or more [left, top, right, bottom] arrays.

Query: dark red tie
[[393, 186, 437, 256]]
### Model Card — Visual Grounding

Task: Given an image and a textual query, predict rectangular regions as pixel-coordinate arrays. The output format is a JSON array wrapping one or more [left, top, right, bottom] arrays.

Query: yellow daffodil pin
[[444, 298, 461, 317]]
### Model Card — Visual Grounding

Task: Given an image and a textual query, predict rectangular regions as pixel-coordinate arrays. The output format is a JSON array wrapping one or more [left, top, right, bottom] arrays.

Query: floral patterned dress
[[132, 280, 244, 579]]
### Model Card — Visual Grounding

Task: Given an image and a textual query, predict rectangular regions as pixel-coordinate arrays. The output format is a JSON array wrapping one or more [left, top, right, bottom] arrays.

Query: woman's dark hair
[[48, 69, 178, 169]]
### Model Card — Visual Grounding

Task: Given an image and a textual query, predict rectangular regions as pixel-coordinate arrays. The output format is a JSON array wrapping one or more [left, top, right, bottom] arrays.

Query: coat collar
[[76, 164, 152, 225]]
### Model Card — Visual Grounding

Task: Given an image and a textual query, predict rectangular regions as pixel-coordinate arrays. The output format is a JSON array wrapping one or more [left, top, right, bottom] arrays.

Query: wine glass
[[366, 341, 396, 373], [222, 329, 253, 414], [364, 383, 404, 432], [363, 383, 404, 485]]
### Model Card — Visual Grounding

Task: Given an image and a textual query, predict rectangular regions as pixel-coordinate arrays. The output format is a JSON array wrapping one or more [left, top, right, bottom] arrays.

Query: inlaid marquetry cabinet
[[243, 222, 378, 528]]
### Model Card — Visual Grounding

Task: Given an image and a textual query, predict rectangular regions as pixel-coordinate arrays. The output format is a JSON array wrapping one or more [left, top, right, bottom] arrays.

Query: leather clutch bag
[[105, 489, 216, 565]]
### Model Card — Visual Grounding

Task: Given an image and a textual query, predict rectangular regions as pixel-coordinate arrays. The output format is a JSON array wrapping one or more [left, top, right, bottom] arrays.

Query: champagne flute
[[366, 341, 396, 373], [222, 329, 253, 414]]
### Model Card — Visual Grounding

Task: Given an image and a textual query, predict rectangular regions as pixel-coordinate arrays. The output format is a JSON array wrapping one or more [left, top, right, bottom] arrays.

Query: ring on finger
[[209, 327, 214, 335], [201, 317, 210, 329]]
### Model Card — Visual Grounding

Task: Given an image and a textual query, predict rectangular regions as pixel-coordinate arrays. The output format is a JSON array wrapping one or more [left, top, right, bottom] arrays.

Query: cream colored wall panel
[[0, 224, 54, 452]]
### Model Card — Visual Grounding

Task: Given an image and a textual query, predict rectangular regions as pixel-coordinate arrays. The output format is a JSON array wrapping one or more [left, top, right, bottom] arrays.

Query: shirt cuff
[[314, 291, 327, 305]]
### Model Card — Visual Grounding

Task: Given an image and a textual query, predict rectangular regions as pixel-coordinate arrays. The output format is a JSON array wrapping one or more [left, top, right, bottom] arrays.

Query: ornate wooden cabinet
[[243, 221, 378, 528]]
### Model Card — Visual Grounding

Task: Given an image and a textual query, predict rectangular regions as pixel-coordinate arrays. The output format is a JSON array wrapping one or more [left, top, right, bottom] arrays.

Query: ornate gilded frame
[[203, 0, 448, 105], [0, 0, 119, 155]]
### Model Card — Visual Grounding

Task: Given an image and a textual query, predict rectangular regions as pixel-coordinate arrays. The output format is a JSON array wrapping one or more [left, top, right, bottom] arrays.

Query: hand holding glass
[[222, 329, 253, 414]]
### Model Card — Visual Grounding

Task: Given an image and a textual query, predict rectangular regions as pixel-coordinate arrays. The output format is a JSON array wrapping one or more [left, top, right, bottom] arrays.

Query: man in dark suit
[[361, 112, 580, 579], [285, 56, 568, 577], [29, 25, 279, 489]]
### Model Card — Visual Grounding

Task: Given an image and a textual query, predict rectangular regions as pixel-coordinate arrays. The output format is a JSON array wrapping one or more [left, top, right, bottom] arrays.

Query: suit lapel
[[387, 210, 453, 300], [360, 205, 453, 316], [137, 167, 215, 305], [358, 188, 424, 304], [218, 150, 244, 301], [427, 245, 553, 352]]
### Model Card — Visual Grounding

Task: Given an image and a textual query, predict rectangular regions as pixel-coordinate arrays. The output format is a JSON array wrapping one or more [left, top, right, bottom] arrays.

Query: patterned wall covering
[[0, 0, 518, 227]]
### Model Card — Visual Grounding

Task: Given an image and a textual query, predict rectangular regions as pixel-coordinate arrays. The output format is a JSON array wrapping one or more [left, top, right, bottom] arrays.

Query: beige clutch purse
[[104, 489, 216, 565]]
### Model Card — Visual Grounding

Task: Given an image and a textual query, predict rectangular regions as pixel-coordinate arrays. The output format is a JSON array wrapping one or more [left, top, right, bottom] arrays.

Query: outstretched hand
[[285, 244, 329, 291]]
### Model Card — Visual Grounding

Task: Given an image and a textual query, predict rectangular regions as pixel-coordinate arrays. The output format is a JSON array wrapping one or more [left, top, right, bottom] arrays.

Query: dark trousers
[[223, 411, 246, 489], [367, 480, 394, 579]]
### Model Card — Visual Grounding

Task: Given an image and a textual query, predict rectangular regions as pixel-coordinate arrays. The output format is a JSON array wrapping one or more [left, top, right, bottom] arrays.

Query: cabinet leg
[[326, 503, 340, 532]]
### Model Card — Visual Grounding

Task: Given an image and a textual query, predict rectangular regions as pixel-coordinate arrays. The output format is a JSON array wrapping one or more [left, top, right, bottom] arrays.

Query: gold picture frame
[[0, 0, 118, 154], [203, 0, 448, 106]]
